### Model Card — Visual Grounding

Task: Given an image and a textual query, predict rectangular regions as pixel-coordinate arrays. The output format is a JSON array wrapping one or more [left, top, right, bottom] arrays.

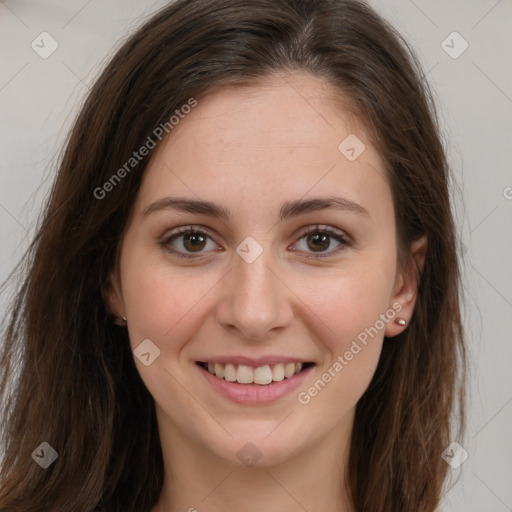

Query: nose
[[214, 248, 294, 341]]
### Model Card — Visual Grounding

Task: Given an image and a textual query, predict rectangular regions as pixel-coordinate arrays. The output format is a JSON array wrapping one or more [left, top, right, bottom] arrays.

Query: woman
[[0, 0, 466, 510]]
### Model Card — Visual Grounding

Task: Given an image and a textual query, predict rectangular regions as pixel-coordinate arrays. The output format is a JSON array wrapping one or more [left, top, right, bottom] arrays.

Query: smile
[[197, 361, 314, 385], [196, 360, 315, 404]]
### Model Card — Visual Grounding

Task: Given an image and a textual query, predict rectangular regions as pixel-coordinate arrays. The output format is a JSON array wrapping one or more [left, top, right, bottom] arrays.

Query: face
[[106, 72, 419, 470]]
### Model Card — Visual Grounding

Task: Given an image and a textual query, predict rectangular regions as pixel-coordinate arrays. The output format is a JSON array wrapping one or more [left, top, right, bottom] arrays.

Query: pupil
[[184, 234, 206, 251], [308, 233, 329, 252]]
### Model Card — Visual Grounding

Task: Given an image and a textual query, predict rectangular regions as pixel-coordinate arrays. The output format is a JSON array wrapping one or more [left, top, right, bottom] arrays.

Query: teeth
[[284, 362, 296, 378], [214, 363, 224, 379], [203, 361, 307, 385], [224, 363, 237, 382], [236, 364, 254, 384], [272, 363, 284, 381], [253, 365, 272, 385]]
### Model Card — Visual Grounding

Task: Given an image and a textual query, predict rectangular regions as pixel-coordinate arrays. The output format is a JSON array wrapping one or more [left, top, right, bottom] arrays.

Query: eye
[[291, 224, 352, 258], [158, 226, 219, 259], [159, 224, 352, 260]]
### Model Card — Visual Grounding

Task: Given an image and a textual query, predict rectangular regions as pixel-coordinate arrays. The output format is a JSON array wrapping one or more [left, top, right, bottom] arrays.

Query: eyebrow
[[143, 195, 370, 221]]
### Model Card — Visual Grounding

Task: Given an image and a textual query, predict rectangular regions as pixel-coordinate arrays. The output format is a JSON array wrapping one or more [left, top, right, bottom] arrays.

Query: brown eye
[[181, 232, 207, 252], [159, 227, 218, 259], [292, 225, 352, 258], [306, 232, 331, 252]]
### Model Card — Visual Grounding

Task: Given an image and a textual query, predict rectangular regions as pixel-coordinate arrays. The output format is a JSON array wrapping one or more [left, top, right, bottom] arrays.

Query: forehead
[[135, 72, 392, 223], [170, 73, 362, 158]]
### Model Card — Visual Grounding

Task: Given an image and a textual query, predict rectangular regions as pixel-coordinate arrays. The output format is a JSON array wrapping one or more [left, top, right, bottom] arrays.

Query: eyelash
[[158, 224, 352, 260]]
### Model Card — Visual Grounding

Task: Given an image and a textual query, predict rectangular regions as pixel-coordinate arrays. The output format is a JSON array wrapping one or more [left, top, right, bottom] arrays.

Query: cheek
[[294, 260, 396, 401], [122, 263, 212, 348], [119, 237, 183, 339], [299, 263, 395, 347], [120, 263, 217, 405], [295, 273, 392, 412]]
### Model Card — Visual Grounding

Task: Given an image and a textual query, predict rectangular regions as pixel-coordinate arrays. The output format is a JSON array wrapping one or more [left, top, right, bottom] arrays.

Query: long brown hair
[[0, 0, 466, 510]]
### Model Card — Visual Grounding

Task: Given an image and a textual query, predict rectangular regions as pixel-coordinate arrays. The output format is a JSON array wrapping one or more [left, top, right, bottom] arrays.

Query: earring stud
[[395, 317, 406, 326], [113, 315, 127, 326]]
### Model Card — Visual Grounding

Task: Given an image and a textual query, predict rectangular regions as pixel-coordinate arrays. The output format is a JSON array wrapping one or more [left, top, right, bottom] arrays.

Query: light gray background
[[0, 1, 511, 510]]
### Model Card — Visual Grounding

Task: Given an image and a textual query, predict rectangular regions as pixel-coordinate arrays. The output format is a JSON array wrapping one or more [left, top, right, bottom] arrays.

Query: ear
[[385, 235, 428, 338], [101, 270, 126, 326]]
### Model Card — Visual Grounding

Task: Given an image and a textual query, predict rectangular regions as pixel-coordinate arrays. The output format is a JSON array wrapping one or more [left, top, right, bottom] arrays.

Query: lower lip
[[197, 363, 315, 405]]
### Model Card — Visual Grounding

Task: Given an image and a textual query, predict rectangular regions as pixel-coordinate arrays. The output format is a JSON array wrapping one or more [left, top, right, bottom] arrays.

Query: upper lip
[[196, 355, 313, 366]]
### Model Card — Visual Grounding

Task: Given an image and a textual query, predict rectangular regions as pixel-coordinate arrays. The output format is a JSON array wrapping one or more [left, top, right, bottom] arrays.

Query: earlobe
[[385, 235, 428, 338]]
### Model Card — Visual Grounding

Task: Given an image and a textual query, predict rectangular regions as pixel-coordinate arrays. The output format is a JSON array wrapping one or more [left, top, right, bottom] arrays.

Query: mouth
[[195, 360, 315, 404], [196, 361, 315, 385]]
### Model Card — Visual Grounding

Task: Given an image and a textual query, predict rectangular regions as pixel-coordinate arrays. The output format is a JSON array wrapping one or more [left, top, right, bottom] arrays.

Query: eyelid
[[294, 224, 351, 243], [158, 225, 220, 259], [290, 224, 352, 258], [162, 224, 216, 239]]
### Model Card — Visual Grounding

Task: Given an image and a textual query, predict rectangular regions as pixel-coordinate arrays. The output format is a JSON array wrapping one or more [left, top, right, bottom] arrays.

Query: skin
[[105, 72, 427, 512]]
